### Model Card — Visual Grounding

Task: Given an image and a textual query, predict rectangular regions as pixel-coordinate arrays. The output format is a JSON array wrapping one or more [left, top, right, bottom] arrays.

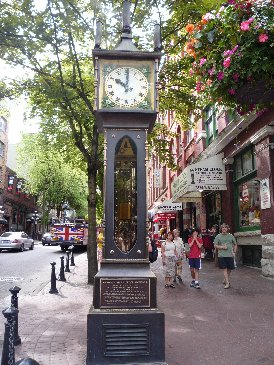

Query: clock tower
[[86, 2, 167, 364]]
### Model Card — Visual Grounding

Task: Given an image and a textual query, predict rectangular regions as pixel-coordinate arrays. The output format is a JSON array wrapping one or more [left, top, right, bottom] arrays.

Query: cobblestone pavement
[[0, 253, 274, 365]]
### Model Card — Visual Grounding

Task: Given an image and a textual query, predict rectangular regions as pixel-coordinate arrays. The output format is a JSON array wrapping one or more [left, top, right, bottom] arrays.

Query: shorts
[[188, 258, 201, 270], [218, 257, 235, 270]]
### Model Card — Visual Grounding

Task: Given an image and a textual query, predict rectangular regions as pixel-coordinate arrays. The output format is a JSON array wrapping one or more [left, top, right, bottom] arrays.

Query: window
[[0, 142, 5, 157], [238, 179, 261, 228], [234, 147, 260, 230], [234, 148, 256, 180], [0, 117, 7, 132], [204, 105, 217, 145], [186, 128, 195, 145]]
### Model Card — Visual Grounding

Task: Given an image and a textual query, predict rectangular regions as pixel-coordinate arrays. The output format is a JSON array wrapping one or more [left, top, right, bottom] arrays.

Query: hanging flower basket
[[183, 0, 274, 111]]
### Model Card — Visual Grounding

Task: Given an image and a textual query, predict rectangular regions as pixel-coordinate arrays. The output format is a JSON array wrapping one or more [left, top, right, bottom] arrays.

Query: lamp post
[[0, 205, 6, 234], [32, 211, 39, 240]]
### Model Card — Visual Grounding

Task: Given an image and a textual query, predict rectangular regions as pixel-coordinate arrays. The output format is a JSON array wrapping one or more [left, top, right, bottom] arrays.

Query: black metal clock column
[[86, 2, 167, 365]]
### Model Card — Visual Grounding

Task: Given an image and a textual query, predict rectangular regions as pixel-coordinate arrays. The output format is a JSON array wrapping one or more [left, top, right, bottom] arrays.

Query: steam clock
[[86, 2, 167, 364]]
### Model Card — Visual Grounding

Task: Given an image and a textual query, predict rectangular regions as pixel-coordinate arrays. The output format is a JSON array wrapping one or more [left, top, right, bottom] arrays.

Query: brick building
[[148, 107, 274, 277]]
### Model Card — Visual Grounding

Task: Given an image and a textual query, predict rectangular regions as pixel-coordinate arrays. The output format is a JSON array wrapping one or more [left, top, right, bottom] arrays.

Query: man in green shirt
[[214, 223, 237, 289]]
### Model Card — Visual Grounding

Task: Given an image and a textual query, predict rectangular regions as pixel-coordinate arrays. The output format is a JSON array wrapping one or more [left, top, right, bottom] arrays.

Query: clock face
[[105, 67, 149, 108]]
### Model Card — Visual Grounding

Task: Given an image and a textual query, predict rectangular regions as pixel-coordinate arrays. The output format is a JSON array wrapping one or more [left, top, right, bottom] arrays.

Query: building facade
[[148, 107, 274, 277]]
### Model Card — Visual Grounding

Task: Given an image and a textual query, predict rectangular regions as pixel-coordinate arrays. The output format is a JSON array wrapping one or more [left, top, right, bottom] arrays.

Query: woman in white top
[[173, 229, 184, 283], [161, 231, 177, 288]]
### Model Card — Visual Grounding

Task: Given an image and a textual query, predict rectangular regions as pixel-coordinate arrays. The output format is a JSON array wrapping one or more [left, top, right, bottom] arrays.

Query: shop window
[[238, 179, 261, 229]]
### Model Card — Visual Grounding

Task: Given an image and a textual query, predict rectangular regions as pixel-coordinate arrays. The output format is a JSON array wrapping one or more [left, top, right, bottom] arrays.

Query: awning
[[171, 154, 227, 203]]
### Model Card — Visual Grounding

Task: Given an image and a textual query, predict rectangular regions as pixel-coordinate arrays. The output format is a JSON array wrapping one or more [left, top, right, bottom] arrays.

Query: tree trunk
[[87, 160, 98, 284]]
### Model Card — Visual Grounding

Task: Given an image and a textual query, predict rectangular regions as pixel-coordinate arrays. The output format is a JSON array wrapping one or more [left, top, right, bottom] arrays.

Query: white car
[[0, 232, 34, 252]]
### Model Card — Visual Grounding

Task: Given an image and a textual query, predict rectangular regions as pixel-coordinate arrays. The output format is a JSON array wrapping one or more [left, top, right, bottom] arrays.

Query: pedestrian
[[148, 232, 158, 263], [173, 229, 184, 283], [214, 223, 237, 289], [161, 231, 177, 288], [188, 227, 203, 289], [183, 224, 191, 243]]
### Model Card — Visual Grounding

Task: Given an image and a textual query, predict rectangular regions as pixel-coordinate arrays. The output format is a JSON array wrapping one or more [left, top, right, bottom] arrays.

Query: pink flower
[[240, 18, 254, 31], [189, 69, 194, 76], [199, 58, 207, 66], [223, 50, 233, 57], [217, 71, 224, 81], [232, 45, 239, 53], [223, 57, 231, 68], [208, 67, 215, 76], [259, 33, 269, 42], [240, 21, 250, 31], [233, 73, 239, 81], [228, 88, 236, 95]]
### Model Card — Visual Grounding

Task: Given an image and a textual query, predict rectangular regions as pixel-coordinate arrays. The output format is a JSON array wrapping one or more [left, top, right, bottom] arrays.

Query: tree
[[17, 133, 88, 233], [0, 0, 166, 283]]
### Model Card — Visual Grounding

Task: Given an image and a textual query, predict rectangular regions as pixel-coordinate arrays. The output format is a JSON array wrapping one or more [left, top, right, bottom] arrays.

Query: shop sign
[[260, 178, 271, 209], [153, 212, 176, 222], [171, 154, 227, 201], [156, 199, 182, 212]]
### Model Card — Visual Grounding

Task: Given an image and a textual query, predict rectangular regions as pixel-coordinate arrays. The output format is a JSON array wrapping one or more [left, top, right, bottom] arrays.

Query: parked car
[[41, 232, 58, 246], [0, 232, 34, 252]]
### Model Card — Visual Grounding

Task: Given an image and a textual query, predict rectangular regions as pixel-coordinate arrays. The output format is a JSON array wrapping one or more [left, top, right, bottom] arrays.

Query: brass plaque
[[100, 278, 150, 308]]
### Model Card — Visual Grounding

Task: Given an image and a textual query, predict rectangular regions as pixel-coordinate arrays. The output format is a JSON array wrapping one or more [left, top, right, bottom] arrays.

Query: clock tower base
[[86, 310, 166, 365]]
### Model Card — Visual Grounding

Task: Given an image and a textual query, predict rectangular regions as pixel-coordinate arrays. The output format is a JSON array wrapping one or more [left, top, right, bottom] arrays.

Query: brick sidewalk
[[1, 253, 274, 365]]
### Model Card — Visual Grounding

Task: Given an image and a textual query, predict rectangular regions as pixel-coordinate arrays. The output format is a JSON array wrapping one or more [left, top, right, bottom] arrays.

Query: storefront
[[153, 212, 177, 241], [223, 120, 274, 275], [171, 154, 227, 230]]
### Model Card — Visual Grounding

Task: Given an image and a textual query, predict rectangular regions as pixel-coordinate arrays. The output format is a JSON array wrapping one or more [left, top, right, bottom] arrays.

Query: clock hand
[[115, 78, 126, 89], [125, 68, 129, 92]]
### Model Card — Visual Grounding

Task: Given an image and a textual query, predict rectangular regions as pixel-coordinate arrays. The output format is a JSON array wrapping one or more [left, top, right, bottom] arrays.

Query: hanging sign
[[154, 169, 162, 189], [260, 178, 271, 209]]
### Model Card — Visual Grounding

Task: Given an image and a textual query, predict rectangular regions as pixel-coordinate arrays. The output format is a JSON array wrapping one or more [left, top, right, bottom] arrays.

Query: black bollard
[[49, 262, 58, 294], [9, 286, 21, 346], [15, 358, 41, 365], [65, 251, 70, 272], [70, 247, 75, 266], [1, 306, 18, 365], [58, 256, 66, 281]]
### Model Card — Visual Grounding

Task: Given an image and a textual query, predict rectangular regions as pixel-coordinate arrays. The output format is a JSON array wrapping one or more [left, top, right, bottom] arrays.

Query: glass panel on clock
[[114, 136, 137, 253]]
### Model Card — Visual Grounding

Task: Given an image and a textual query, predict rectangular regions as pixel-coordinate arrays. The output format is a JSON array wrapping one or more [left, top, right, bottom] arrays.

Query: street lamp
[[32, 211, 39, 240]]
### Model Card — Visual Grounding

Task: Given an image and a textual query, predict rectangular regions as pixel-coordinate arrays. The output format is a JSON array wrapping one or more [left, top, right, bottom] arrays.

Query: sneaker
[[165, 284, 169, 288], [195, 282, 201, 289], [178, 276, 183, 283], [190, 280, 195, 287], [224, 283, 230, 289], [169, 284, 175, 288]]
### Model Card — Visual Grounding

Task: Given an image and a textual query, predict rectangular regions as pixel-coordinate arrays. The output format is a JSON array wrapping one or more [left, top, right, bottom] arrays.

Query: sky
[[0, 60, 39, 145]]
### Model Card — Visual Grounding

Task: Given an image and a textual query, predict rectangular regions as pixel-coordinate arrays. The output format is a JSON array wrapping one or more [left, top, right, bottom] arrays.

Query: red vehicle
[[51, 221, 88, 251]]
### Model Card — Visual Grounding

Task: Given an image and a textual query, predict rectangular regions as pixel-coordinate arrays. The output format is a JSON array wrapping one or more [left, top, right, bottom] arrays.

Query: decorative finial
[[122, 0, 131, 35], [95, 20, 103, 49], [154, 23, 161, 51]]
